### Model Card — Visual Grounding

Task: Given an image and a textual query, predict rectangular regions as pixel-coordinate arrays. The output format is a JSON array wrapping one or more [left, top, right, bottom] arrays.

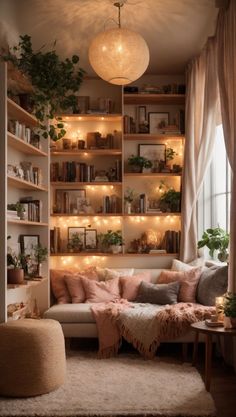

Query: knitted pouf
[[0, 319, 66, 397]]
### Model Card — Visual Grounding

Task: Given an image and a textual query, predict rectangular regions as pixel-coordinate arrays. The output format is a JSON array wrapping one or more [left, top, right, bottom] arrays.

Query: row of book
[[20, 162, 42, 185], [50, 160, 122, 182], [102, 195, 121, 214], [19, 198, 42, 222], [161, 230, 181, 253], [50, 227, 61, 254]]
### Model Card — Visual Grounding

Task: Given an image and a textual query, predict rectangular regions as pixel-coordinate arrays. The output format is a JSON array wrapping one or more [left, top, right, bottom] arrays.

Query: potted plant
[[197, 227, 229, 262], [100, 230, 124, 254], [165, 147, 177, 170], [7, 202, 26, 220], [159, 189, 181, 212], [67, 233, 83, 253], [7, 250, 30, 284], [1, 34, 85, 142], [32, 243, 48, 277], [223, 292, 236, 328], [124, 187, 137, 214], [127, 155, 153, 173]]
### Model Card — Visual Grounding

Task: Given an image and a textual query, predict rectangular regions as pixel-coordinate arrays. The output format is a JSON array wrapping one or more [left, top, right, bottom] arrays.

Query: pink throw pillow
[[158, 268, 202, 302], [65, 268, 99, 303], [50, 269, 74, 304], [120, 272, 151, 301], [81, 276, 121, 303]]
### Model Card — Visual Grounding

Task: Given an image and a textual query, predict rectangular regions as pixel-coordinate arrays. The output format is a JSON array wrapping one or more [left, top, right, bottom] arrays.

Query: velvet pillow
[[50, 269, 74, 304], [65, 268, 99, 303], [136, 281, 180, 305], [196, 265, 228, 306], [158, 268, 202, 302], [81, 276, 121, 303], [120, 272, 151, 301]]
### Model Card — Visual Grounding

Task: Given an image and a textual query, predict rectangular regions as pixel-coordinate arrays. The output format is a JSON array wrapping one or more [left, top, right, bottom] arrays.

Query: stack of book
[[7, 210, 20, 220]]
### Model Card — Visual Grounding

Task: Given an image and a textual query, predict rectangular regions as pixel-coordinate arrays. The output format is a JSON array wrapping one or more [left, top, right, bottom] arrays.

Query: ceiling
[[0, 0, 219, 75]]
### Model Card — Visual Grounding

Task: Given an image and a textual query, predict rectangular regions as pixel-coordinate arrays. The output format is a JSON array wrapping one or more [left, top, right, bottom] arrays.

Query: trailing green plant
[[197, 227, 229, 261], [128, 155, 152, 169], [159, 188, 181, 212], [223, 292, 236, 318], [1, 34, 85, 141], [100, 230, 124, 247], [165, 147, 177, 161]]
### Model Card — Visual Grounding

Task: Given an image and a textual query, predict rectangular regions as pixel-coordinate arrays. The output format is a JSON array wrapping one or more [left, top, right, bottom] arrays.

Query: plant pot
[[223, 316, 236, 329], [218, 251, 229, 263], [7, 268, 24, 284], [130, 165, 142, 173], [110, 245, 122, 254]]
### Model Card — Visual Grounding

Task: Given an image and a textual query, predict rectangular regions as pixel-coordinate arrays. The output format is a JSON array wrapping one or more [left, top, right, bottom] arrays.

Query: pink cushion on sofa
[[120, 272, 151, 301], [50, 269, 74, 304], [81, 276, 120, 303], [158, 268, 202, 302], [65, 268, 99, 303]]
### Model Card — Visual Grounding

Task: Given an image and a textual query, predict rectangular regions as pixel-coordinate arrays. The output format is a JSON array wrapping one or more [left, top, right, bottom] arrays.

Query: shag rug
[[0, 352, 216, 417]]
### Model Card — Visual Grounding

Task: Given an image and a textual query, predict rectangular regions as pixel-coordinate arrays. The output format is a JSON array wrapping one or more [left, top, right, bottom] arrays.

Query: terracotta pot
[[7, 269, 24, 284]]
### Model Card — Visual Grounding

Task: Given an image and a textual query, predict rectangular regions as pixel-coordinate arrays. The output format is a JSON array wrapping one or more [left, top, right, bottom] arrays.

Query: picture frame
[[68, 227, 85, 249], [148, 112, 169, 134], [85, 229, 97, 250], [19, 234, 40, 275], [55, 189, 86, 214], [139, 143, 166, 165]]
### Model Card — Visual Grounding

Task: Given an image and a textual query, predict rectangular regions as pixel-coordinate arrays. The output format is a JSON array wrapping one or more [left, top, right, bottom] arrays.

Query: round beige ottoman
[[0, 319, 66, 397]]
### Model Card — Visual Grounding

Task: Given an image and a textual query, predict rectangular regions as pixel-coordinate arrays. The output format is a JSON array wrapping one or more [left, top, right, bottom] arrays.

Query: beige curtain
[[180, 37, 219, 262], [216, 0, 236, 292]]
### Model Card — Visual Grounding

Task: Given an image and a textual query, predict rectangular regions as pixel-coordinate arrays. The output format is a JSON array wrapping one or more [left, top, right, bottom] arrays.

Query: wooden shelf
[[123, 94, 185, 105], [51, 252, 178, 257], [56, 114, 122, 122], [124, 173, 181, 177], [51, 213, 122, 217], [124, 213, 181, 217], [51, 181, 122, 187], [7, 175, 48, 191], [7, 219, 48, 226], [124, 134, 185, 141], [8, 132, 48, 156], [7, 98, 38, 126], [51, 149, 122, 156], [7, 277, 47, 290]]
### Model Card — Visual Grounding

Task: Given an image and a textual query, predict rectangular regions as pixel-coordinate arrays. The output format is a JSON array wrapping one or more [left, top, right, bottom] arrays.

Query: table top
[[191, 321, 236, 335]]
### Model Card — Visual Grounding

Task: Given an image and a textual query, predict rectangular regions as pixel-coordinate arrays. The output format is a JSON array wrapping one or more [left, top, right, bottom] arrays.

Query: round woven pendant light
[[88, 2, 149, 85]]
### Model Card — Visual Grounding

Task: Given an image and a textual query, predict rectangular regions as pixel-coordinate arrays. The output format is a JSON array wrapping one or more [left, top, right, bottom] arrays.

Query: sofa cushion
[[65, 269, 99, 303], [120, 272, 151, 301], [171, 258, 205, 271], [136, 281, 180, 305], [81, 276, 121, 303], [43, 303, 95, 323], [158, 268, 202, 303], [196, 265, 228, 306], [50, 269, 74, 304], [96, 267, 134, 281]]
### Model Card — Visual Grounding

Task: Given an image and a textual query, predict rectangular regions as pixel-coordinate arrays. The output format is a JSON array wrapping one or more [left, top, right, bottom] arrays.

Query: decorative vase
[[218, 251, 229, 263], [7, 268, 24, 284], [110, 245, 122, 254], [125, 202, 132, 214]]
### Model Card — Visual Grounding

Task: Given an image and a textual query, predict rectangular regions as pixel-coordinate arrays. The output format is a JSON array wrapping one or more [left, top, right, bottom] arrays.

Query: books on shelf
[[162, 230, 181, 253], [19, 197, 42, 222], [7, 210, 20, 220], [50, 227, 61, 253]]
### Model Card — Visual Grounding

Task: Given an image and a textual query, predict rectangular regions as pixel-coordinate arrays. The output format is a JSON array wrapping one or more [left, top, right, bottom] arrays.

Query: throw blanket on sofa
[[91, 302, 215, 359]]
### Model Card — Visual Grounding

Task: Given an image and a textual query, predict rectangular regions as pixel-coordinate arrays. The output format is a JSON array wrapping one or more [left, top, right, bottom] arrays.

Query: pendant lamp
[[88, 1, 149, 85]]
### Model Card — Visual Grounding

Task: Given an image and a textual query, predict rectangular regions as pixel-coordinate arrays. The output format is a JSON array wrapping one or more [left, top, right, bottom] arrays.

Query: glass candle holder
[[215, 296, 224, 321]]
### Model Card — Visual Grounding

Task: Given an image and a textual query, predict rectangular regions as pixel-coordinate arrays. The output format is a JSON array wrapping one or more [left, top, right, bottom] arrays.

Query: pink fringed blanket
[[91, 302, 215, 358]]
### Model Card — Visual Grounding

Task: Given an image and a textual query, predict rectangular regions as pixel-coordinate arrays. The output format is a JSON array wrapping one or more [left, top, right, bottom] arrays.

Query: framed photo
[[19, 234, 40, 275], [55, 189, 86, 214], [148, 112, 169, 134], [85, 229, 97, 250], [68, 227, 85, 249], [139, 144, 166, 164]]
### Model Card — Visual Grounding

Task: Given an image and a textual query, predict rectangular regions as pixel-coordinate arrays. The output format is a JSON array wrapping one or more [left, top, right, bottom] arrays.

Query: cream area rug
[[0, 352, 215, 417]]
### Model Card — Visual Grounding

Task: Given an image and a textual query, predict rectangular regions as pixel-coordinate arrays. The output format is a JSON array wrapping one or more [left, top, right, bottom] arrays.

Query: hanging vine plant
[[1, 34, 85, 141]]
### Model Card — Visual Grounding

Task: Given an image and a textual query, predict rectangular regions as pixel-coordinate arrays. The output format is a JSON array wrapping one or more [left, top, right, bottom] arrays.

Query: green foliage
[[7, 251, 30, 270], [100, 230, 124, 246], [67, 233, 83, 251], [7, 202, 25, 214], [128, 155, 153, 169], [33, 243, 48, 264], [159, 189, 181, 212], [1, 34, 85, 141], [197, 227, 229, 259], [223, 293, 236, 318], [165, 147, 177, 161]]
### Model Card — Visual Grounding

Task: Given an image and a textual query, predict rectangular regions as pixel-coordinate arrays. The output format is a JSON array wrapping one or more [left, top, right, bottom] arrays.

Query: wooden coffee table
[[191, 321, 236, 391]]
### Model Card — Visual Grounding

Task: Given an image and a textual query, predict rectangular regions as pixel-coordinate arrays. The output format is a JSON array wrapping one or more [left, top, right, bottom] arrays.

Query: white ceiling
[[0, 0, 219, 75]]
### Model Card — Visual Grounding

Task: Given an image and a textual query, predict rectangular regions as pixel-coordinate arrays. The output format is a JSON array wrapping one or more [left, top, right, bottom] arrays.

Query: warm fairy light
[[78, 117, 82, 120], [102, 185, 108, 190], [110, 185, 114, 190], [101, 117, 104, 120]]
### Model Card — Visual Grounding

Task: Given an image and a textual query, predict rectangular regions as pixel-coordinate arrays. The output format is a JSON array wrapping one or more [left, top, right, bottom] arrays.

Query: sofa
[[43, 263, 228, 346]]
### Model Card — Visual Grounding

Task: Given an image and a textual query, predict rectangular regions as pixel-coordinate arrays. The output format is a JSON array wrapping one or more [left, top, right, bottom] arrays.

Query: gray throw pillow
[[136, 281, 180, 305], [196, 265, 228, 306]]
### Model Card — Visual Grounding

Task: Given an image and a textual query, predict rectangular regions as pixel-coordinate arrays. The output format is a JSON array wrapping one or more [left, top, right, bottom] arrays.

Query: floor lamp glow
[[88, 1, 150, 85]]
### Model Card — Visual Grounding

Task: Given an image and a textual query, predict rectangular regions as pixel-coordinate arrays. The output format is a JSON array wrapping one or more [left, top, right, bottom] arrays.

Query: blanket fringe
[[118, 321, 160, 359]]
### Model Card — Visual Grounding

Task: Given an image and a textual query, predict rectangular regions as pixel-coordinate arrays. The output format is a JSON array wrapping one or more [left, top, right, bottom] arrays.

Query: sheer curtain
[[216, 0, 236, 292], [180, 37, 219, 262]]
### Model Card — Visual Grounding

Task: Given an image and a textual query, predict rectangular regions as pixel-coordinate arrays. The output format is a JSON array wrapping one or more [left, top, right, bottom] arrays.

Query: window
[[197, 125, 231, 245]]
